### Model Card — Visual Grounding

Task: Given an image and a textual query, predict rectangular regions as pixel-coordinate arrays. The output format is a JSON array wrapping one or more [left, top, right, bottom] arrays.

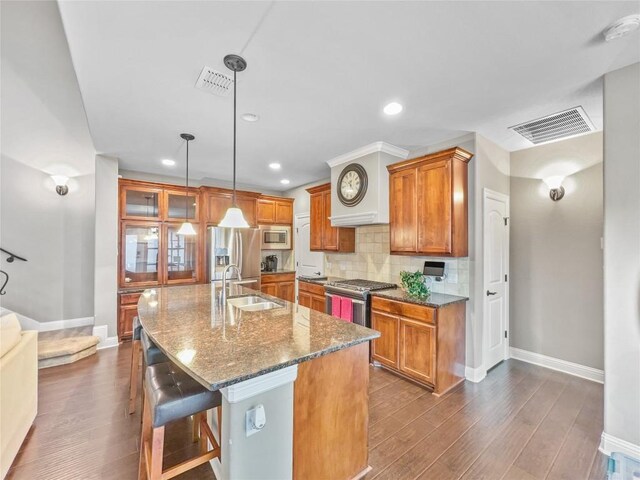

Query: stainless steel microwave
[[259, 225, 291, 250]]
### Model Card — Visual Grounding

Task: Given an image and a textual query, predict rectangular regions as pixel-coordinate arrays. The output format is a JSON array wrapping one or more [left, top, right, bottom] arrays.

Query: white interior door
[[294, 214, 324, 277], [483, 189, 510, 371]]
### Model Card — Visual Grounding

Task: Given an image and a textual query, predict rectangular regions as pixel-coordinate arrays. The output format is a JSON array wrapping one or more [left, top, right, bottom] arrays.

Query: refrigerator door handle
[[237, 231, 243, 278]]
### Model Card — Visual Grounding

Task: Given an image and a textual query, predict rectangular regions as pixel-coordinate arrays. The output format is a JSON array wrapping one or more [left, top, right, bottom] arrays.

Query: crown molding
[[326, 142, 410, 168]]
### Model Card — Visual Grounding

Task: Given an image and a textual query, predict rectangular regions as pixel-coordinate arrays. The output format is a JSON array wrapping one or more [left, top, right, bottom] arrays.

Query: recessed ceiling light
[[161, 159, 175, 166], [269, 163, 281, 170], [242, 113, 259, 122], [280, 179, 290, 185], [383, 102, 403, 116], [603, 14, 640, 41]]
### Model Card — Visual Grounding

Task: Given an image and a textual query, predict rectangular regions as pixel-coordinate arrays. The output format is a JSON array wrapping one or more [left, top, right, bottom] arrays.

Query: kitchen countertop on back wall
[[371, 288, 468, 308], [261, 270, 297, 275]]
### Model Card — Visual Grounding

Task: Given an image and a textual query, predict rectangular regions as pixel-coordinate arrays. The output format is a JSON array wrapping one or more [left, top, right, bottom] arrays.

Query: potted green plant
[[399, 270, 430, 298]]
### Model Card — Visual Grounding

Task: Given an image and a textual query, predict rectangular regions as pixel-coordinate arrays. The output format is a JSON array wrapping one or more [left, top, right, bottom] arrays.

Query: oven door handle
[[326, 293, 365, 305]]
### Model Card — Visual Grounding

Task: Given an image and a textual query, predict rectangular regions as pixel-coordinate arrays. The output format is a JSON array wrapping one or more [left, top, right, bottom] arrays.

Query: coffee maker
[[264, 255, 278, 272]]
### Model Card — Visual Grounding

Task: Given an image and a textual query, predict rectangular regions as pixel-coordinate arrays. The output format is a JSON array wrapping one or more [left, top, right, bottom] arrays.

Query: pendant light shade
[[219, 54, 250, 229], [178, 133, 197, 235], [219, 207, 250, 228]]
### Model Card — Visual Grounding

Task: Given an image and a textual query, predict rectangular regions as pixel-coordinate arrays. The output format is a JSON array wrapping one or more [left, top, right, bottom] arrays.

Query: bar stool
[[138, 362, 221, 480], [129, 318, 169, 414]]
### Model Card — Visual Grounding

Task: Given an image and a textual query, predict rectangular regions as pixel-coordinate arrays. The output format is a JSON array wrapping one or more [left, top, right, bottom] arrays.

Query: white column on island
[[209, 365, 299, 480]]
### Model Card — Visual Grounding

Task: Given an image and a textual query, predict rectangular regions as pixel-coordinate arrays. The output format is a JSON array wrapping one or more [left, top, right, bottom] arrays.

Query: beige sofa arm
[[0, 330, 38, 479]]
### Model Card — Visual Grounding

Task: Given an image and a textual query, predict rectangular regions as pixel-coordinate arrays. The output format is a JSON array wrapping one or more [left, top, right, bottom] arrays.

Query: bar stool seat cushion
[[140, 330, 169, 366], [145, 362, 221, 428], [133, 316, 142, 341]]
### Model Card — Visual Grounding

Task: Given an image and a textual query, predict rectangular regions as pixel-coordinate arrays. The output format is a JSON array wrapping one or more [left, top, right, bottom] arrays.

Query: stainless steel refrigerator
[[207, 227, 261, 289]]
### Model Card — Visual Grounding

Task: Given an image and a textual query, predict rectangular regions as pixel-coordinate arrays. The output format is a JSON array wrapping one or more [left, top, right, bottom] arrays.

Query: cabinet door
[[416, 160, 452, 255], [121, 222, 161, 286], [236, 196, 257, 227], [310, 294, 326, 313], [119, 305, 137, 341], [309, 193, 324, 251], [298, 291, 312, 308], [275, 201, 293, 225], [257, 199, 276, 224], [322, 190, 338, 250], [120, 186, 162, 220], [261, 283, 278, 297], [399, 318, 436, 385], [389, 170, 417, 253], [164, 189, 198, 221], [164, 224, 198, 284], [371, 311, 399, 368], [277, 282, 295, 302], [207, 193, 233, 225]]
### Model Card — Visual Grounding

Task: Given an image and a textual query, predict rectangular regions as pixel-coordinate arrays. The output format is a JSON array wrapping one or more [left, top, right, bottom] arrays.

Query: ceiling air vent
[[510, 106, 595, 145], [195, 66, 233, 97]]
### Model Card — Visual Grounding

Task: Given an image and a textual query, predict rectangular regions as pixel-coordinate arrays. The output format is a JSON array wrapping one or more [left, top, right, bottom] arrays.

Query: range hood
[[327, 142, 409, 226]]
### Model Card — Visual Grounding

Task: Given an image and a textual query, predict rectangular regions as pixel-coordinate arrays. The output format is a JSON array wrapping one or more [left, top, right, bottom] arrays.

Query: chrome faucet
[[221, 264, 242, 305]]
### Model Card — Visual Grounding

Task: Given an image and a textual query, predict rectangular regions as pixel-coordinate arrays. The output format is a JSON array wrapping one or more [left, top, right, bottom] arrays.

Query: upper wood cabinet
[[203, 189, 258, 227], [257, 197, 293, 225], [306, 183, 355, 253], [120, 184, 163, 220], [387, 147, 472, 257], [163, 188, 199, 222]]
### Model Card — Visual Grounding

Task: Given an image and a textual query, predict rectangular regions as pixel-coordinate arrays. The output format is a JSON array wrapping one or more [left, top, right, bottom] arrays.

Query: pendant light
[[219, 54, 250, 229], [177, 133, 197, 235]]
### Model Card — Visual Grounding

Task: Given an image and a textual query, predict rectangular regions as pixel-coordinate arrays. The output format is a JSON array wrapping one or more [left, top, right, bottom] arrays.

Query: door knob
[[486, 290, 497, 296]]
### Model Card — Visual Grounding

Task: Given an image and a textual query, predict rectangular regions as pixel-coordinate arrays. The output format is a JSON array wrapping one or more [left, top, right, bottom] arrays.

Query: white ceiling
[[1, 1, 95, 177], [57, 1, 639, 190]]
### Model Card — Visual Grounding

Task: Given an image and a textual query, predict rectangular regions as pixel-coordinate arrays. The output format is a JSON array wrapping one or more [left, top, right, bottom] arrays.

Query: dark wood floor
[[7, 343, 607, 480]]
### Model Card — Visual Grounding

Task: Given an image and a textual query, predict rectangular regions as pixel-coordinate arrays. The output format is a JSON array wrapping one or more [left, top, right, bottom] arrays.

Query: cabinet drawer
[[120, 292, 142, 306], [371, 296, 435, 324], [298, 280, 325, 297], [262, 273, 295, 284]]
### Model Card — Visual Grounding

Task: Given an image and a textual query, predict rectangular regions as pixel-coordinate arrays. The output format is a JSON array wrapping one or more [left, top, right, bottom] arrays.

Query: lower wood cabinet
[[260, 272, 295, 303], [118, 291, 142, 342], [371, 296, 466, 396], [399, 318, 436, 385], [298, 280, 326, 313], [371, 311, 399, 368]]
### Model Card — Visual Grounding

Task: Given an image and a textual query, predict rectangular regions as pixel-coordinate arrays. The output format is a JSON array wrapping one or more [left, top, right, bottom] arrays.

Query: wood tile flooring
[[7, 343, 607, 479]]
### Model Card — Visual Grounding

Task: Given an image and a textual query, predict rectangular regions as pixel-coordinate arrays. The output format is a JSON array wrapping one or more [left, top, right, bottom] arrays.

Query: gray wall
[[0, 157, 95, 322], [510, 163, 603, 369], [94, 155, 119, 338], [603, 62, 640, 450]]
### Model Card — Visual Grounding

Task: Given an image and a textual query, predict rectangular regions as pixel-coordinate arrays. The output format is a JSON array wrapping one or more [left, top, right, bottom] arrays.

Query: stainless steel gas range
[[324, 279, 397, 327]]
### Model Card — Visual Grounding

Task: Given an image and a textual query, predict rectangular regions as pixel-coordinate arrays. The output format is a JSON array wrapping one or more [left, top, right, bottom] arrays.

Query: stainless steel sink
[[227, 295, 283, 311]]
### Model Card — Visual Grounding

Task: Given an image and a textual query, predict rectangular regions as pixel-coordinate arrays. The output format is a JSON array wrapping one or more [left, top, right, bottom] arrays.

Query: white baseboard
[[465, 365, 487, 383], [92, 325, 119, 350], [38, 316, 94, 332], [1, 308, 95, 332], [509, 347, 604, 384], [600, 431, 640, 459]]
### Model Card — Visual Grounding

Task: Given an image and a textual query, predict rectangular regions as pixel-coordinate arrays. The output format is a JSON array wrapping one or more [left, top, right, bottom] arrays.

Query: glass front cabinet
[[119, 181, 202, 288], [165, 223, 199, 284], [121, 222, 162, 286]]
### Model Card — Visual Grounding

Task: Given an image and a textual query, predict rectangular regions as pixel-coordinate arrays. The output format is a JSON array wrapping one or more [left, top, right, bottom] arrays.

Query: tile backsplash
[[324, 225, 469, 296]]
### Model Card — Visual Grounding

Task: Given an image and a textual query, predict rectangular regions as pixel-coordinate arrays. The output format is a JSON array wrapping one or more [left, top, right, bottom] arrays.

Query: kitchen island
[[137, 283, 379, 480]]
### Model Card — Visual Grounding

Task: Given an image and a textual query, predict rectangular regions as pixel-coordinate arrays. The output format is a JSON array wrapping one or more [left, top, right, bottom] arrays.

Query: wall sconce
[[543, 176, 565, 201], [51, 175, 69, 196]]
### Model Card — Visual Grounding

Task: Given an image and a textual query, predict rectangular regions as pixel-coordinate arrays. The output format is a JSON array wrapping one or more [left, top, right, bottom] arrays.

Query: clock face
[[337, 164, 368, 206]]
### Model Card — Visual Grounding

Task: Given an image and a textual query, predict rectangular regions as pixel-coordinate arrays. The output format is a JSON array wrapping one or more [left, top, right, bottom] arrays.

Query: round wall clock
[[337, 163, 368, 207]]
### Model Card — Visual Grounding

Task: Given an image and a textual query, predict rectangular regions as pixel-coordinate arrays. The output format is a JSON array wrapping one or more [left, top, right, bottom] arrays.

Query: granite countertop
[[371, 288, 469, 308], [261, 270, 296, 275], [297, 276, 345, 285], [137, 283, 379, 391], [118, 287, 148, 294]]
